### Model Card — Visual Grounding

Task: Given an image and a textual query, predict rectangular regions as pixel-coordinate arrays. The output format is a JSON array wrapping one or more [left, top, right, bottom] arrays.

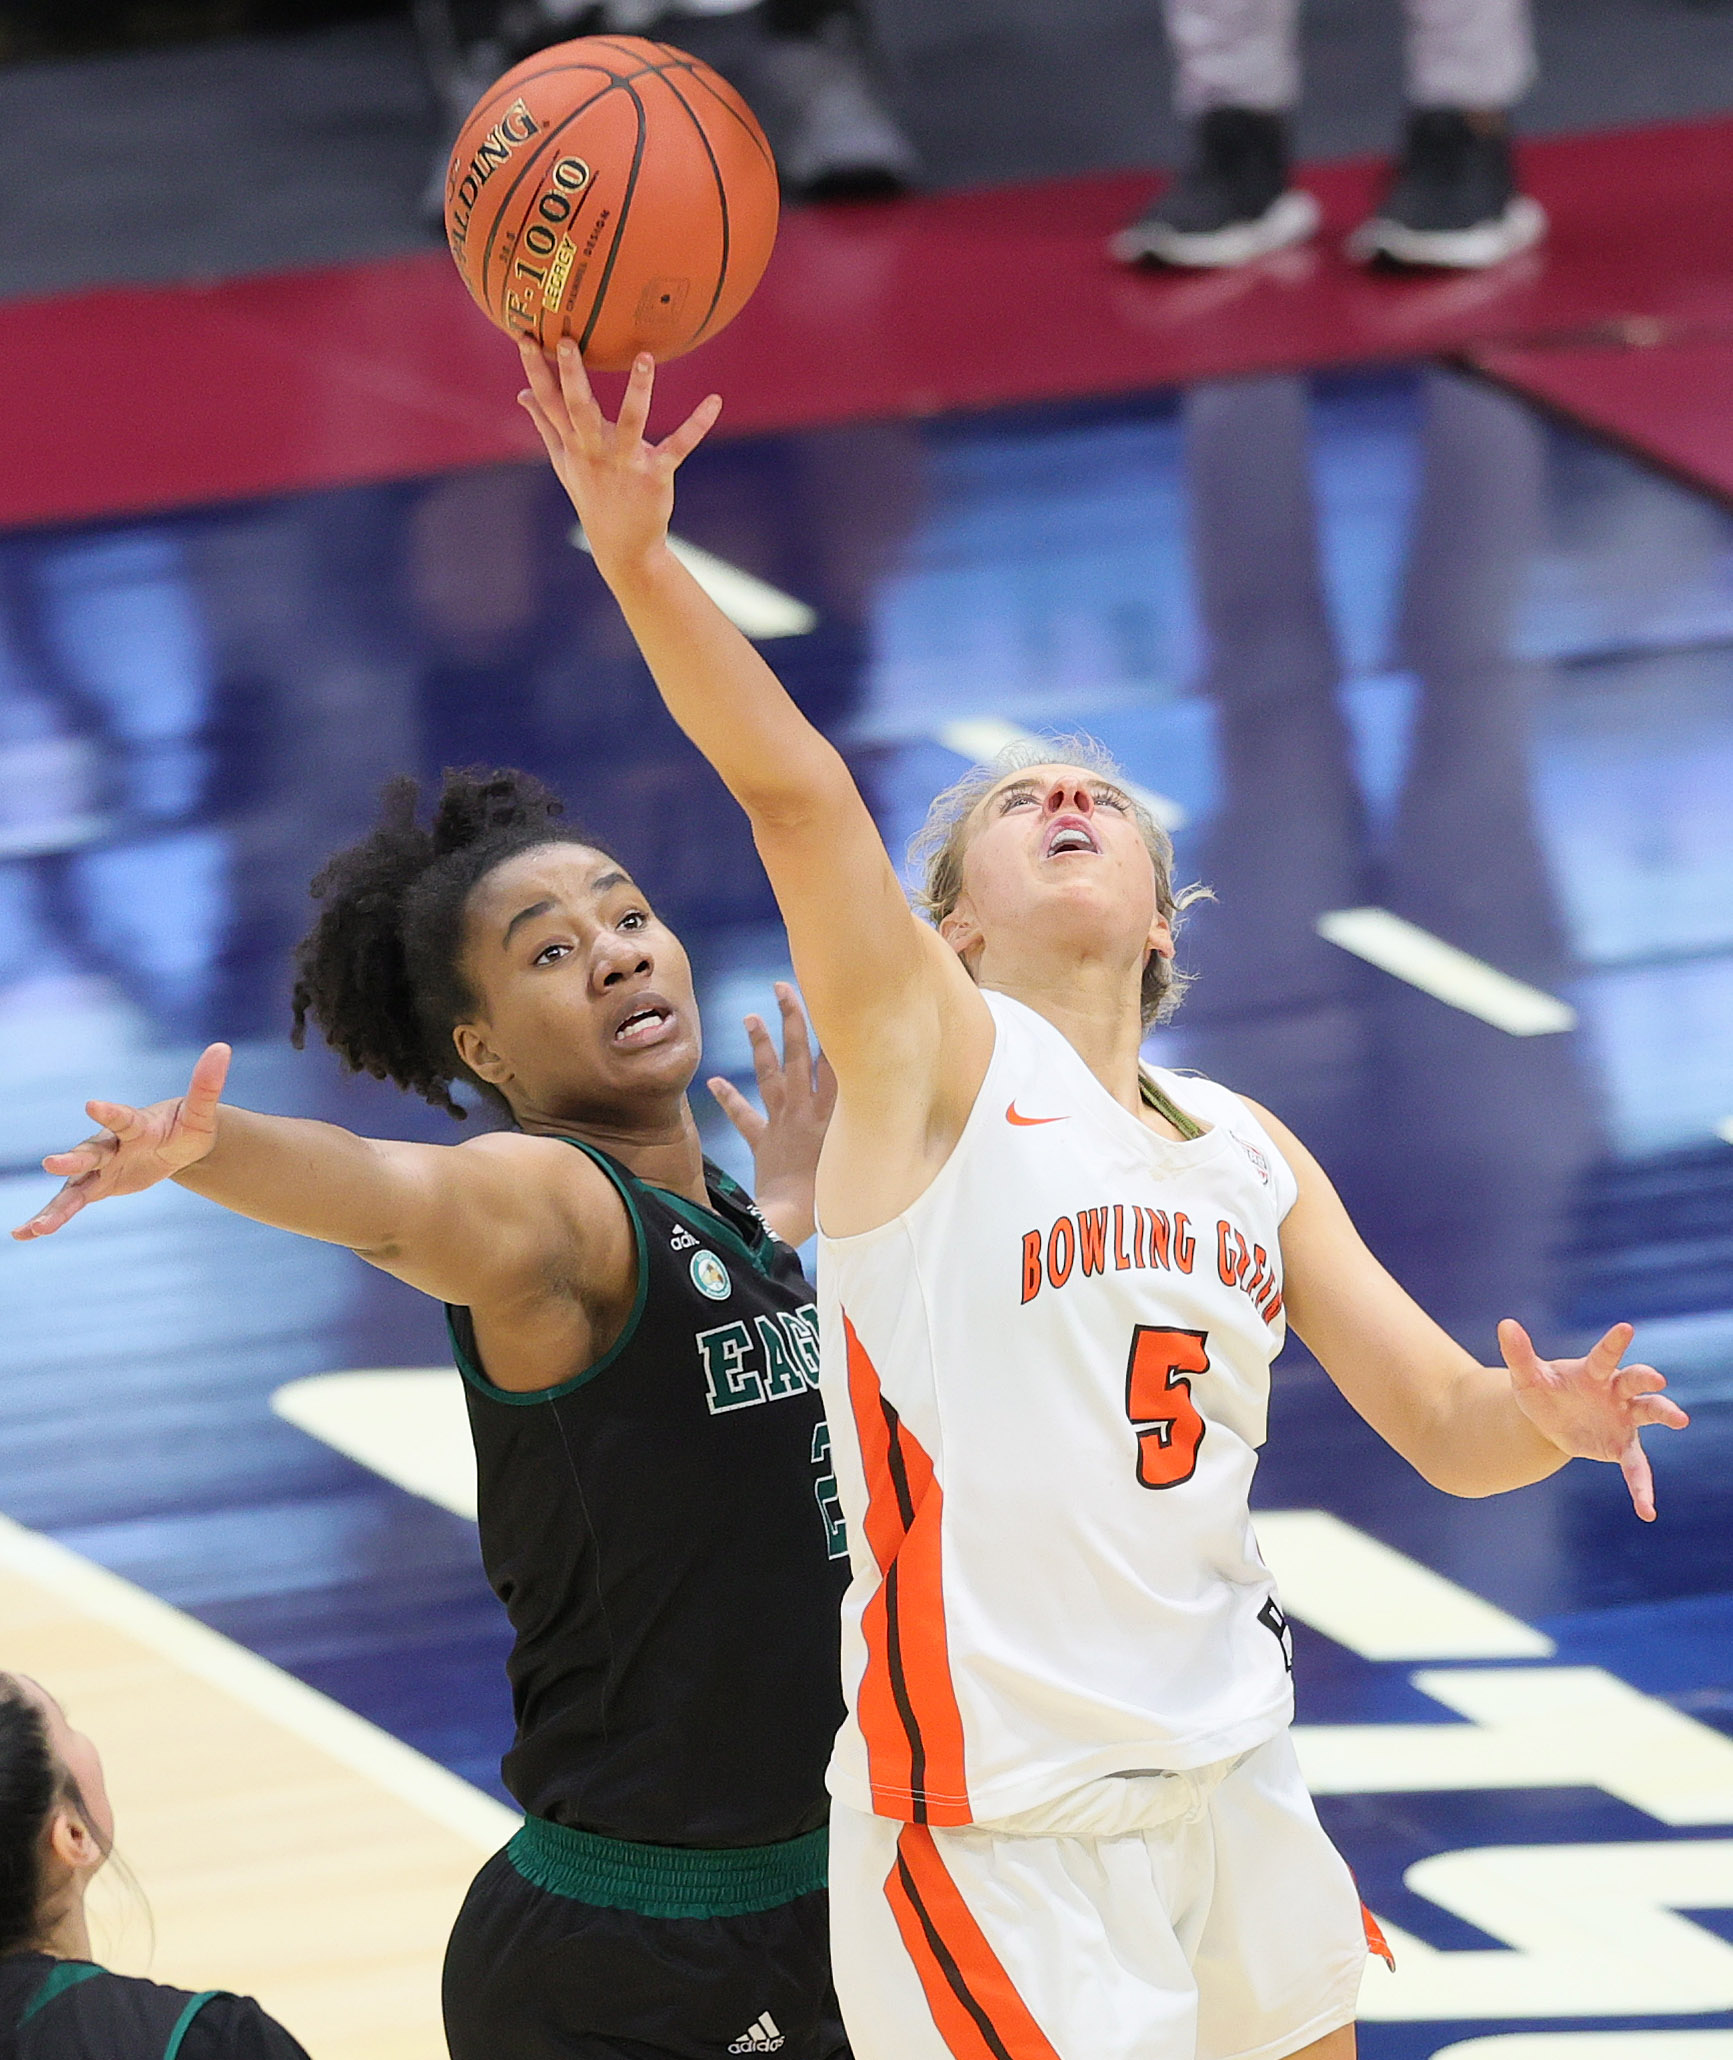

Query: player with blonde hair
[[519, 339, 1687, 2060]]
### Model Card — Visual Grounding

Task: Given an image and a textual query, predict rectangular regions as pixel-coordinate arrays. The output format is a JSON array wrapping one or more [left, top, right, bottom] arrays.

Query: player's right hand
[[516, 339, 720, 581], [11, 1042, 232, 1241]]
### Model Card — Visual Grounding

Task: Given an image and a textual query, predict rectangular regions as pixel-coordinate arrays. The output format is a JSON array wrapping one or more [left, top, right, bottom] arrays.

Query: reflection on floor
[[2, 362, 1731, 2056]]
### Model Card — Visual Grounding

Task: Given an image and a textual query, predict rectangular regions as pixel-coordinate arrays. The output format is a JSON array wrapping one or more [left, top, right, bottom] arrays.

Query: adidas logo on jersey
[[669, 1225, 700, 1253], [727, 2013, 785, 2052]]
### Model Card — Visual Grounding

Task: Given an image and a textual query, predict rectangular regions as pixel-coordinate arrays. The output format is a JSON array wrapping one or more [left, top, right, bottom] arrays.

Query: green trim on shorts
[[506, 1815, 829, 1919]]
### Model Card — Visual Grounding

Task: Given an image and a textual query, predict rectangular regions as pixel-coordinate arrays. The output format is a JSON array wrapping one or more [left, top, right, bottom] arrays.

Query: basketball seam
[[474, 76, 622, 321], [577, 77, 650, 359], [454, 57, 633, 150], [586, 35, 667, 72], [656, 64, 735, 348], [455, 43, 673, 282], [657, 53, 778, 175]]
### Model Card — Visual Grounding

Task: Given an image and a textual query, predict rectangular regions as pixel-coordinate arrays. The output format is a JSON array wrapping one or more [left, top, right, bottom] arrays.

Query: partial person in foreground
[[16, 768, 851, 2060], [517, 339, 1688, 2060], [1112, 0, 1546, 268], [0, 1673, 309, 2059]]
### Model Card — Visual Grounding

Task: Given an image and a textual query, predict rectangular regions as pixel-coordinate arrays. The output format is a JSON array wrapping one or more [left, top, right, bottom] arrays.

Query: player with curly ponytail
[[14, 767, 851, 2060], [0, 1674, 308, 2056], [289, 766, 572, 1120]]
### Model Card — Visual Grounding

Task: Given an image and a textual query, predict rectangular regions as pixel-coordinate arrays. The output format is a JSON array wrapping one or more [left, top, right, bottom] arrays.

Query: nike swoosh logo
[[1006, 1102, 1067, 1126]]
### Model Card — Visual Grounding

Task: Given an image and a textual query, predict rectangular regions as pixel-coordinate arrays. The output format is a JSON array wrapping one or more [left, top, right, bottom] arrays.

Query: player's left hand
[[1500, 1318, 1688, 1522], [517, 340, 720, 581], [708, 983, 836, 1248]]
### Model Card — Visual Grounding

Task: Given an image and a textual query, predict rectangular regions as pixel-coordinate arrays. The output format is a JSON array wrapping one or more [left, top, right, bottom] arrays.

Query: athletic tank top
[[450, 1141, 850, 1846], [0, 1956, 307, 2059], [818, 992, 1299, 1827]]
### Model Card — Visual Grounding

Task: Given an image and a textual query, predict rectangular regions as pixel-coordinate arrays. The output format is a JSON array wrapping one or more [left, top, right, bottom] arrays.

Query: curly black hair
[[291, 766, 613, 1119]]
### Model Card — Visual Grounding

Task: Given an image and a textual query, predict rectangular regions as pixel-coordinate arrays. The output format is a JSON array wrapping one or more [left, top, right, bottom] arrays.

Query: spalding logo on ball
[[444, 36, 780, 371]]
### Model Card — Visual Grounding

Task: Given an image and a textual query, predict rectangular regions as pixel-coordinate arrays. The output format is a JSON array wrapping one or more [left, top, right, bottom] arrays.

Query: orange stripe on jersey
[[845, 1309, 915, 1576], [843, 1313, 971, 1826], [1362, 1901, 1395, 1969], [885, 1825, 1062, 2060]]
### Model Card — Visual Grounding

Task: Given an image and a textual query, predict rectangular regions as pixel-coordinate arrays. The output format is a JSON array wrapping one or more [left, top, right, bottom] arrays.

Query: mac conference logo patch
[[690, 1250, 732, 1301]]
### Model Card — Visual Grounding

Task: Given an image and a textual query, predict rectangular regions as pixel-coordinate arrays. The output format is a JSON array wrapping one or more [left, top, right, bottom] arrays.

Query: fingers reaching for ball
[[518, 340, 722, 576]]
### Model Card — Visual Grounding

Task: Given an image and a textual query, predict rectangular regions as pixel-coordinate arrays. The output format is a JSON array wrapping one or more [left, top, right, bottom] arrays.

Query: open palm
[[1501, 1317, 1688, 1523], [517, 339, 720, 577], [12, 1042, 232, 1241]]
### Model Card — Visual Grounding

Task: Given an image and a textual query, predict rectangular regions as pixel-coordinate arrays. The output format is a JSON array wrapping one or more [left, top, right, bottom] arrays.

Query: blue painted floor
[[2, 362, 1732, 2055]]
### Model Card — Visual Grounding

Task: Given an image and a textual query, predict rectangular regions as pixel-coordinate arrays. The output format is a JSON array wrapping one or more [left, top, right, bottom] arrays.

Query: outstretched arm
[[1255, 1100, 1687, 1520], [12, 1044, 615, 1319], [518, 345, 992, 1175]]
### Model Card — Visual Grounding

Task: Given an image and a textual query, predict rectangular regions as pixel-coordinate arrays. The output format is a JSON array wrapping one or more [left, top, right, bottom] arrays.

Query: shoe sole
[[1346, 194, 1547, 270], [1109, 188, 1320, 270]]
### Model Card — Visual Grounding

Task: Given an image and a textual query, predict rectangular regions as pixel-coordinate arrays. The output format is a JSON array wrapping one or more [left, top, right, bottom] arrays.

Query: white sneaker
[[1348, 193, 1547, 269], [1112, 186, 1319, 269]]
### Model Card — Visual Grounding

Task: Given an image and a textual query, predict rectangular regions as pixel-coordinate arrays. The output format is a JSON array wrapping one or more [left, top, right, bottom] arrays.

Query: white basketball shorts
[[829, 1728, 1370, 2060]]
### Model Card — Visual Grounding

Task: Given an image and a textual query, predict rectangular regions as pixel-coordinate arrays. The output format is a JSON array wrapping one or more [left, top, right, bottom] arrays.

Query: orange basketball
[[443, 36, 780, 371]]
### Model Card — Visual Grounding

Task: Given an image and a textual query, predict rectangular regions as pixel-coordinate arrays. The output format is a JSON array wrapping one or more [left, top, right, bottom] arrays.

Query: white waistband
[[967, 1750, 1251, 1839]]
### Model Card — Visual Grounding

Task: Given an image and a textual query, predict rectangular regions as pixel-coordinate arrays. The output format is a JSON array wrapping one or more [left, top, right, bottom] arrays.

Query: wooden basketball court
[[0, 1514, 515, 2060]]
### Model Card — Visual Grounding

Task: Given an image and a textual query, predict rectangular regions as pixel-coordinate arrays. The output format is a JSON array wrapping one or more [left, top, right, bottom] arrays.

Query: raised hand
[[1501, 1317, 1689, 1523], [12, 1042, 232, 1242], [708, 984, 837, 1248], [517, 339, 721, 579]]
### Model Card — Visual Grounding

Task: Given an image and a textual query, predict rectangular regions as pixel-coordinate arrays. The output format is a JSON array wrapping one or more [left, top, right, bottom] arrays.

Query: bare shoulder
[[820, 927, 998, 1235], [447, 1132, 640, 1393], [450, 1126, 611, 1187], [436, 1128, 632, 1286], [853, 917, 996, 1109], [1232, 1095, 1324, 1181], [1233, 1095, 1374, 1295]]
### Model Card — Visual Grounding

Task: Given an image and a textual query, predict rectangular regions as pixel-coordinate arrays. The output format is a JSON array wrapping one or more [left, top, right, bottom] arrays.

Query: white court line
[[1316, 907, 1576, 1036], [274, 1369, 476, 1522], [1362, 1840, 1733, 2019], [0, 1511, 516, 1850], [1254, 1509, 1554, 1660], [1299, 1664, 1733, 1823], [570, 526, 816, 639], [936, 716, 1188, 832], [275, 1382, 1558, 1669], [274, 1383, 1557, 1670]]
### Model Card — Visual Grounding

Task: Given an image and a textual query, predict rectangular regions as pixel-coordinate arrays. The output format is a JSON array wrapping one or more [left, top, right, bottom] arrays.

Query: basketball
[[442, 36, 780, 372]]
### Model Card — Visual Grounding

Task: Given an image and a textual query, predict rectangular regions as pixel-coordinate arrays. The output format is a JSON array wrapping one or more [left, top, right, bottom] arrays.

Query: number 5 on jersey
[[1124, 1325, 1208, 1489]]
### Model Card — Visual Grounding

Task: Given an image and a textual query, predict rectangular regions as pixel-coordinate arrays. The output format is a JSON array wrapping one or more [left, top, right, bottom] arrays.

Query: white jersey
[[818, 991, 1300, 1827]]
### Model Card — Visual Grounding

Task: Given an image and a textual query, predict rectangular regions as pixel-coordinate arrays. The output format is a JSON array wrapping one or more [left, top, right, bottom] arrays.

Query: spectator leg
[[1161, 0, 1301, 117], [1404, 0, 1536, 111]]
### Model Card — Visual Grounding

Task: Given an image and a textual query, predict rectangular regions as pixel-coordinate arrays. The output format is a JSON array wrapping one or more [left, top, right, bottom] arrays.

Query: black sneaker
[[1110, 108, 1319, 269], [1349, 109, 1546, 268]]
